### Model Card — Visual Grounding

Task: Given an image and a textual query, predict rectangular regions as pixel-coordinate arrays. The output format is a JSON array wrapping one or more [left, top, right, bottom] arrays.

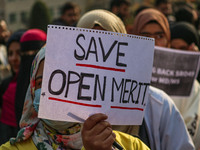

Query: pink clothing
[[0, 77, 17, 127]]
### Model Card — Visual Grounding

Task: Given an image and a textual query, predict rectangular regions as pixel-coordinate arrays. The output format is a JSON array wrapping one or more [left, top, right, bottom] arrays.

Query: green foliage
[[29, 0, 51, 33]]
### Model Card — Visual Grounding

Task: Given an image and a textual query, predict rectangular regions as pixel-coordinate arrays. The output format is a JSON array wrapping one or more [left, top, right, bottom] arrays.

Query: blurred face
[[171, 39, 189, 50], [8, 42, 21, 73], [119, 4, 130, 19], [35, 60, 44, 90], [139, 22, 168, 47], [62, 8, 80, 26], [157, 3, 172, 16]]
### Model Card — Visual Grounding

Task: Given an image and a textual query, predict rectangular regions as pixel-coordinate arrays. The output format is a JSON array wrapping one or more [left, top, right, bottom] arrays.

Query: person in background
[[52, 2, 81, 27], [0, 30, 24, 145], [109, 0, 131, 31], [174, 3, 199, 31], [171, 22, 199, 51], [154, 0, 175, 26], [170, 21, 200, 149], [15, 29, 46, 129], [0, 20, 11, 83], [0, 20, 11, 45], [77, 9, 194, 150]]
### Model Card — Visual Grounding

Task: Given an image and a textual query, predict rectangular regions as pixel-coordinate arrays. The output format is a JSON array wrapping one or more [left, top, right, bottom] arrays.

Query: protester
[[0, 20, 11, 83], [77, 9, 194, 149], [15, 29, 46, 129], [170, 21, 200, 82], [0, 30, 24, 145], [171, 22, 199, 51], [0, 10, 151, 150], [52, 2, 81, 27], [132, 8, 171, 48], [0, 48, 150, 150], [170, 21, 200, 149]]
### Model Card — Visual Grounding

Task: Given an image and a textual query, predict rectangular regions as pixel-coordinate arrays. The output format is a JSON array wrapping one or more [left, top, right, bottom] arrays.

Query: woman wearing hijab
[[132, 8, 196, 149], [132, 8, 171, 48], [171, 22, 199, 51], [171, 21, 200, 83], [15, 29, 47, 129], [76, 9, 194, 150], [170, 21, 200, 149], [0, 10, 150, 150], [0, 30, 24, 145]]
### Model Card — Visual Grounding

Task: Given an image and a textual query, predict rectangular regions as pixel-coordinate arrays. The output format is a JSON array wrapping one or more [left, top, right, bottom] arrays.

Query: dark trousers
[[0, 122, 18, 145]]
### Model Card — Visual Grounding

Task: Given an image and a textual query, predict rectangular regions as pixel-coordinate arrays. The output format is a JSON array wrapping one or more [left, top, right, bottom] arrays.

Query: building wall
[[4, 0, 113, 32]]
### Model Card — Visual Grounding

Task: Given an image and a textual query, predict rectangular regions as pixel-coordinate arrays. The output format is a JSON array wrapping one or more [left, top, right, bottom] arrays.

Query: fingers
[[83, 113, 108, 130], [97, 127, 116, 141], [188, 43, 199, 52], [82, 113, 116, 150], [89, 120, 112, 135]]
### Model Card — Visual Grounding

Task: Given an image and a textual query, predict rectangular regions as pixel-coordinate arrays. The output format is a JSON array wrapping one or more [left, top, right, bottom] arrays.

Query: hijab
[[171, 22, 200, 49], [77, 9, 127, 34], [10, 47, 82, 150], [133, 8, 170, 47]]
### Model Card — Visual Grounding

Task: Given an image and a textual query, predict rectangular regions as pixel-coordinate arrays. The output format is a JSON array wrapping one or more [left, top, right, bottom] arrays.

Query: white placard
[[38, 25, 155, 125]]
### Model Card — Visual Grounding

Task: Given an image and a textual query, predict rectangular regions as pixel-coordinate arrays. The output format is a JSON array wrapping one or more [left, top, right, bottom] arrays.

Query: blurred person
[[155, 0, 172, 17], [15, 29, 46, 129], [52, 2, 81, 27], [0, 20, 11, 83], [0, 30, 24, 145], [0, 20, 11, 45], [170, 21, 200, 149], [134, 5, 152, 17], [174, 3, 199, 30], [110, 0, 131, 24], [170, 21, 200, 82], [0, 47, 150, 149], [77, 9, 194, 150], [171, 22, 199, 51], [154, 0, 175, 26], [132, 8, 197, 149]]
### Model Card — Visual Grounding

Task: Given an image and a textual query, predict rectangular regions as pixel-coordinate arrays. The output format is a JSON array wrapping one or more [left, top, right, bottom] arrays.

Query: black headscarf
[[171, 22, 200, 49]]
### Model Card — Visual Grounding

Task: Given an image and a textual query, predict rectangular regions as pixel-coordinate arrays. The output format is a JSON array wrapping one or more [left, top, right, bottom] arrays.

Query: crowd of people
[[0, 0, 200, 149]]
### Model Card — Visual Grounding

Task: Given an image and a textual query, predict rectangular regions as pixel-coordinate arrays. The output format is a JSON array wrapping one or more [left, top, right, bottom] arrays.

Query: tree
[[29, 0, 51, 33]]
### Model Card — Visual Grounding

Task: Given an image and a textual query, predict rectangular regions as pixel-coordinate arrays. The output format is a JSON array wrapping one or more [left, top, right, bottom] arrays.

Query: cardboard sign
[[38, 25, 155, 125], [151, 46, 200, 96]]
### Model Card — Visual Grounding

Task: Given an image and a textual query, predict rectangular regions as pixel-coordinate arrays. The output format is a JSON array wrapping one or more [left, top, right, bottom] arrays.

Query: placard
[[151, 46, 200, 96], [38, 25, 155, 125]]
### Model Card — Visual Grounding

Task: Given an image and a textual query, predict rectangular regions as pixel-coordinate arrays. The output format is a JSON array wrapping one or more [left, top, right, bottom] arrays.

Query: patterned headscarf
[[133, 8, 170, 47], [77, 9, 127, 34], [10, 10, 127, 150], [10, 47, 82, 150]]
